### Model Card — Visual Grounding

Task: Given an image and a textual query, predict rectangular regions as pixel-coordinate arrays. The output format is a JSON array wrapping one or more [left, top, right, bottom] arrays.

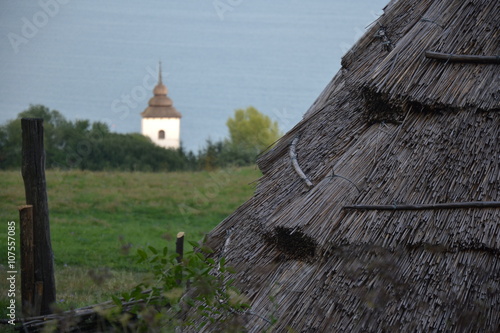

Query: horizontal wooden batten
[[343, 201, 500, 211], [424, 51, 500, 64]]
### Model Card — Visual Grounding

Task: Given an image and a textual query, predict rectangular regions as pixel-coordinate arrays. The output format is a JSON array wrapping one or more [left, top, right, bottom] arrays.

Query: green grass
[[0, 166, 261, 318]]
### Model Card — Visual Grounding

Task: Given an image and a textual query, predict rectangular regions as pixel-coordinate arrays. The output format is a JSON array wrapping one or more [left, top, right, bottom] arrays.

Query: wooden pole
[[21, 118, 56, 315], [175, 232, 185, 286], [34, 282, 44, 317], [289, 137, 313, 188], [343, 201, 500, 211], [176, 232, 185, 264], [425, 51, 500, 64], [19, 205, 35, 317]]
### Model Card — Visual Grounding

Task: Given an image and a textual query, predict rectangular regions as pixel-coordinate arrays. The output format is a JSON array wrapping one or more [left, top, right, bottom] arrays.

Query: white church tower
[[141, 62, 182, 149]]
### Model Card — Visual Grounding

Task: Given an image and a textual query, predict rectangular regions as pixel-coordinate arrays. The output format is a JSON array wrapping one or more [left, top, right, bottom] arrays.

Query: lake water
[[0, 0, 388, 152]]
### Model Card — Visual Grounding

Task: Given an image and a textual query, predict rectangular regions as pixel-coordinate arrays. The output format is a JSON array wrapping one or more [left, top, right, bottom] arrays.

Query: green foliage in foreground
[[100, 243, 259, 332]]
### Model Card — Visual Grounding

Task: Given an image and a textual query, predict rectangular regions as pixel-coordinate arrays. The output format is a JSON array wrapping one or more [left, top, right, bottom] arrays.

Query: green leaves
[[148, 246, 158, 254], [124, 242, 249, 331], [196, 107, 283, 169], [136, 249, 148, 263], [226, 106, 282, 154]]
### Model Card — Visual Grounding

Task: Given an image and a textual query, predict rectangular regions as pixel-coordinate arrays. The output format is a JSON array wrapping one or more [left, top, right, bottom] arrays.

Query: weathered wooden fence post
[[21, 118, 56, 316], [175, 232, 185, 285], [176, 232, 185, 264], [19, 205, 35, 316]]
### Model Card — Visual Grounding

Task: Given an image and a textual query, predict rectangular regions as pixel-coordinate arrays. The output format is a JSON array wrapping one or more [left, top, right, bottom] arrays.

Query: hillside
[[0, 167, 261, 270]]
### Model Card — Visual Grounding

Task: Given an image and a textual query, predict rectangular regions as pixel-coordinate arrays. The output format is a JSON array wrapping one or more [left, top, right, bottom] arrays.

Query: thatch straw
[[342, 0, 499, 111], [200, 0, 500, 332]]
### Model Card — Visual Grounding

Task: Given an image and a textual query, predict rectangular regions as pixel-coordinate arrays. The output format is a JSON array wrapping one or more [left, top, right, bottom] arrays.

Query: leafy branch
[[108, 241, 250, 332]]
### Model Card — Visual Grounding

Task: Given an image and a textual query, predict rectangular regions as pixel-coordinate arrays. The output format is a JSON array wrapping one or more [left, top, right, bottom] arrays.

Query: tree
[[0, 105, 195, 171], [0, 104, 281, 171], [0, 104, 65, 169], [226, 106, 282, 156]]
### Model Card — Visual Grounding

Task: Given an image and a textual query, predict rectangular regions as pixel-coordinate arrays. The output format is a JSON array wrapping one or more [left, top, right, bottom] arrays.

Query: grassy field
[[0, 166, 261, 315]]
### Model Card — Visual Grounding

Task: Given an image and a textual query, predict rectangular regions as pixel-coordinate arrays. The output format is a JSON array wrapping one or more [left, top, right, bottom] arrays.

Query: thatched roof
[[203, 0, 500, 331], [341, 0, 499, 112]]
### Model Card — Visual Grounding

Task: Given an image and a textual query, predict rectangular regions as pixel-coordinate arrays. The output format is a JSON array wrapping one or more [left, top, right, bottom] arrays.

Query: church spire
[[152, 61, 168, 96], [158, 61, 163, 85]]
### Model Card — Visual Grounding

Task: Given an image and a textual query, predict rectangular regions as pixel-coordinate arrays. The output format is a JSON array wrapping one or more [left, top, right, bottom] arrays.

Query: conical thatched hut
[[204, 0, 500, 331]]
